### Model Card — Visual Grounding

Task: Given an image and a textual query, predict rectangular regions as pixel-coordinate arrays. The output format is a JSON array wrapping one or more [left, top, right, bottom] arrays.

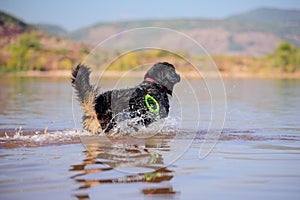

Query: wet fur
[[71, 66, 102, 134], [71, 62, 180, 134]]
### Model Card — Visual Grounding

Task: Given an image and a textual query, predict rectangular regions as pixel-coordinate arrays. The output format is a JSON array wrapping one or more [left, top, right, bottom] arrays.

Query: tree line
[[0, 32, 87, 72], [0, 33, 299, 74]]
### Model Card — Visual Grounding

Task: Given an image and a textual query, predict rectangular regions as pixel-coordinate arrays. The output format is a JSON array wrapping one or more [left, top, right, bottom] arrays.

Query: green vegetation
[[1, 38, 299, 77], [91, 49, 189, 72], [212, 41, 300, 75], [5, 33, 42, 71], [0, 28, 299, 79], [268, 41, 300, 73], [90, 42, 300, 75], [0, 31, 88, 72], [0, 11, 89, 73]]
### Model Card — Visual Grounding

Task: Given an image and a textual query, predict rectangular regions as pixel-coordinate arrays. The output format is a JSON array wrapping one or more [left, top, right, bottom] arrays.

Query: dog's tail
[[71, 64, 102, 134]]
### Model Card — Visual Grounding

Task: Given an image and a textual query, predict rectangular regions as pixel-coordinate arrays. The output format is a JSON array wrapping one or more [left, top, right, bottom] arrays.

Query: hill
[[0, 11, 90, 72], [0, 11, 34, 47], [68, 8, 300, 56], [34, 23, 68, 37]]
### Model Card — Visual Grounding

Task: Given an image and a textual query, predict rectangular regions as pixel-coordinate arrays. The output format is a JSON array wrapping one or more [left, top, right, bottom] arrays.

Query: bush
[[6, 32, 42, 71], [270, 41, 299, 73]]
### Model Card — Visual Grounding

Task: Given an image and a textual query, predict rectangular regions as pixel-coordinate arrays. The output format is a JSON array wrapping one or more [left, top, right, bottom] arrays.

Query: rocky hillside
[[0, 11, 89, 71], [69, 8, 300, 56]]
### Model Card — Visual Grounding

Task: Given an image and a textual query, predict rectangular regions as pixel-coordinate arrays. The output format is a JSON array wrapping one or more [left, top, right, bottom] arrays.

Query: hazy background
[[1, 0, 300, 31], [1, 0, 300, 73]]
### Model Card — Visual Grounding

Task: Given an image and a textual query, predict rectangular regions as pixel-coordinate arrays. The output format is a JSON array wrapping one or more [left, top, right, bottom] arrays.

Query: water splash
[[0, 115, 181, 148], [102, 114, 181, 137], [0, 126, 91, 147]]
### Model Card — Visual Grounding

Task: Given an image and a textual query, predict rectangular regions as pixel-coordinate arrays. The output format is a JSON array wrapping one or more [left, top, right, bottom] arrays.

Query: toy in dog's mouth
[[72, 62, 180, 134]]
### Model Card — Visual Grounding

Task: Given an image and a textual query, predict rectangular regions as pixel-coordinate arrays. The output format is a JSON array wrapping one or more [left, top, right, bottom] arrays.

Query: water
[[0, 76, 299, 199]]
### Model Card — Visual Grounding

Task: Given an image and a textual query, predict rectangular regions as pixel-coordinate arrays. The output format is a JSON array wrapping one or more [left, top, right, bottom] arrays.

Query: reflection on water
[[70, 136, 180, 199], [0, 76, 77, 130], [80, 135, 171, 169]]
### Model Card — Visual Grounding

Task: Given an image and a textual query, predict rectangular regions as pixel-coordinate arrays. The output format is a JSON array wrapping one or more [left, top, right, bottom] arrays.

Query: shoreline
[[1, 70, 300, 79]]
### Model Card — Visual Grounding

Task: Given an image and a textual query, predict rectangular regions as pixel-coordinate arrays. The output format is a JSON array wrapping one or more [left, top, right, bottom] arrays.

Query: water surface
[[0, 76, 299, 200]]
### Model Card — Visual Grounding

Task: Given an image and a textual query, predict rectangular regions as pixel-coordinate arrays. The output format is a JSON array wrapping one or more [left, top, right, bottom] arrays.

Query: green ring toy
[[145, 94, 160, 114]]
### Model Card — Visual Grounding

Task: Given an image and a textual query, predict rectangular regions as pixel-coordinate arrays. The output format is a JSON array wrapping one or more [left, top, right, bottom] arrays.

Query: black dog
[[71, 62, 180, 134]]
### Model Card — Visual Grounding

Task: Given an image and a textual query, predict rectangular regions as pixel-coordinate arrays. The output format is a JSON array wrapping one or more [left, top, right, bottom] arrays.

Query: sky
[[1, 0, 300, 31]]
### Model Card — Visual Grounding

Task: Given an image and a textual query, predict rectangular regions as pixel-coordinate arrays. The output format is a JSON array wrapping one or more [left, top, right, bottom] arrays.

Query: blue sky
[[1, 0, 299, 31]]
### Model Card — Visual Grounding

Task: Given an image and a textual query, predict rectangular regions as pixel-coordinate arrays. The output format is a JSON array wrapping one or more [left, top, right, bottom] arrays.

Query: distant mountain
[[228, 8, 300, 25], [68, 8, 300, 56], [34, 23, 68, 37]]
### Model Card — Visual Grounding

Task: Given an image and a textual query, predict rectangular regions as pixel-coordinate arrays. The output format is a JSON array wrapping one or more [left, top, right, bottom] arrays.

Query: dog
[[71, 62, 180, 134]]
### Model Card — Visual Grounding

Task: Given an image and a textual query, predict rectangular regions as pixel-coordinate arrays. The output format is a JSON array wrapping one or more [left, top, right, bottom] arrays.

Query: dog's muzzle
[[175, 73, 181, 83], [171, 73, 180, 84]]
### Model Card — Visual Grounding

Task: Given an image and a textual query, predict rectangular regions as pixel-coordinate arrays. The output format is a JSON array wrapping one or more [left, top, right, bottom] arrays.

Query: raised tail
[[71, 64, 102, 134]]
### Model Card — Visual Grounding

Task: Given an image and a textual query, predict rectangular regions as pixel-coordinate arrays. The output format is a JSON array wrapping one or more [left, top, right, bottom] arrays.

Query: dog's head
[[144, 62, 180, 95]]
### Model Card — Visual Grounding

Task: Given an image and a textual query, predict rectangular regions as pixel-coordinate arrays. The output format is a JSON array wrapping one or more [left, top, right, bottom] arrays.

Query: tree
[[6, 32, 42, 71], [273, 41, 298, 73]]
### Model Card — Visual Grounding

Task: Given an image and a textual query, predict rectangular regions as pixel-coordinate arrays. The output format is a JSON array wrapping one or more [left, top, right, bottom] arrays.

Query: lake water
[[0, 75, 299, 200]]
